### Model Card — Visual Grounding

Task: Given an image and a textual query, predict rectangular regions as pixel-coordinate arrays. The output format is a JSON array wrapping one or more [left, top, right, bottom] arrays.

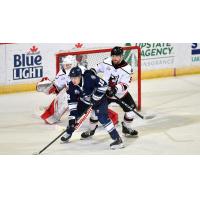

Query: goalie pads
[[40, 88, 69, 124]]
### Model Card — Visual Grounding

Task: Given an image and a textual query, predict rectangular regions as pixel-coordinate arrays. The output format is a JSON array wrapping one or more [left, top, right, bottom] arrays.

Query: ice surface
[[0, 74, 200, 154]]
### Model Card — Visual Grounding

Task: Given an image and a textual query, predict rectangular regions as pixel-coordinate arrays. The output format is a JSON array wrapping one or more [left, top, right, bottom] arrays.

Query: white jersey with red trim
[[54, 69, 71, 91], [94, 57, 133, 99]]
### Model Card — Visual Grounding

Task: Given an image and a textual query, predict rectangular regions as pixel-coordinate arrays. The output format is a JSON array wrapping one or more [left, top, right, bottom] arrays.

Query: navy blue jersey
[[67, 70, 108, 118], [80, 70, 108, 105], [67, 81, 82, 116]]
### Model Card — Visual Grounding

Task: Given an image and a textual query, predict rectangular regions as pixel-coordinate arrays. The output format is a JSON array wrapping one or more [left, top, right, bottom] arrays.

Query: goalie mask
[[61, 55, 77, 72]]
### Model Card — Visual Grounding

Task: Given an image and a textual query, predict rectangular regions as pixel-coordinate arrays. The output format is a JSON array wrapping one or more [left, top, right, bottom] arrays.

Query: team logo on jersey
[[74, 89, 80, 94], [13, 46, 43, 80], [110, 75, 119, 83], [91, 75, 96, 80]]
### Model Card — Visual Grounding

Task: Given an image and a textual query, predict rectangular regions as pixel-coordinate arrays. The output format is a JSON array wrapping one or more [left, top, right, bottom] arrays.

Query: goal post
[[56, 46, 142, 110]]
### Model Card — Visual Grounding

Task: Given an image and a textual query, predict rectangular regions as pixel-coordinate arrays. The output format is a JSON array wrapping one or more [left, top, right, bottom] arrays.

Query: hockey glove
[[106, 86, 117, 97]]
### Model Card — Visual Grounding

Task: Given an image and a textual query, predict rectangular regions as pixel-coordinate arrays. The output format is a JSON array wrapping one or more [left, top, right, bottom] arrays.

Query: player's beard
[[113, 60, 120, 65], [112, 57, 123, 65]]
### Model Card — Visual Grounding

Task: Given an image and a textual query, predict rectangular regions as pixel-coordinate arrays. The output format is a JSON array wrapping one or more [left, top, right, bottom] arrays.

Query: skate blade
[[110, 143, 125, 150], [80, 136, 93, 140], [60, 140, 70, 144], [123, 133, 138, 138], [144, 114, 156, 120]]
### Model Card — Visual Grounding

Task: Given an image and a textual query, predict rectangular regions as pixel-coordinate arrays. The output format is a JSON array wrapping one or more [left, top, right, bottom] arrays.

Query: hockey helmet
[[111, 46, 124, 56], [69, 66, 82, 77]]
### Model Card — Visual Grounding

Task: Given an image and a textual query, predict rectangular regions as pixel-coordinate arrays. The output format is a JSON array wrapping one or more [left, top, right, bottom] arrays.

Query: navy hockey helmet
[[69, 66, 82, 77], [111, 46, 124, 56]]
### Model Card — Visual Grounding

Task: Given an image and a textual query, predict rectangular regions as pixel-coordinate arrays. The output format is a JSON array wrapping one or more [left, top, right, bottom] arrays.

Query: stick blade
[[32, 152, 40, 155], [144, 114, 156, 120]]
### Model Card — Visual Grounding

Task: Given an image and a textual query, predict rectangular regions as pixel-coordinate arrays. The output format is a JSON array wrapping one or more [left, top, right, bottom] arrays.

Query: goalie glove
[[36, 77, 59, 95], [106, 86, 118, 97]]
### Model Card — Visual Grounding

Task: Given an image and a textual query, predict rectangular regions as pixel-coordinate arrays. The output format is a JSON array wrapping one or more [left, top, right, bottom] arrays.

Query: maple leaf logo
[[75, 43, 83, 48], [30, 46, 38, 53]]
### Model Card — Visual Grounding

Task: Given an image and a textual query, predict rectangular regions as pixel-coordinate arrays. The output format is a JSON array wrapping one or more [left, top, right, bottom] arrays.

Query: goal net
[[56, 46, 141, 110]]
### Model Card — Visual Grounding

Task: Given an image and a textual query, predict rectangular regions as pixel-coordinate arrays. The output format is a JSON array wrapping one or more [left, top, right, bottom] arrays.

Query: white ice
[[0, 74, 200, 155]]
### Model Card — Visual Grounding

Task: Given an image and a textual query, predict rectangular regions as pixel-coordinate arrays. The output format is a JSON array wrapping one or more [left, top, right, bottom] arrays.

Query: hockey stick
[[114, 95, 155, 120], [33, 106, 92, 155]]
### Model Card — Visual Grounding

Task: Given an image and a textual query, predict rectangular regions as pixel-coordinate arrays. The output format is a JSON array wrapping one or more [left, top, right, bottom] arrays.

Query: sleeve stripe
[[92, 94, 103, 101], [69, 108, 77, 112], [68, 103, 77, 110], [97, 86, 107, 93], [80, 98, 91, 105]]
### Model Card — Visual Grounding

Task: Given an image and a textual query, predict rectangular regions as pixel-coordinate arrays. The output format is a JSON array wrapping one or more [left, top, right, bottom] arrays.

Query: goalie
[[36, 55, 85, 124]]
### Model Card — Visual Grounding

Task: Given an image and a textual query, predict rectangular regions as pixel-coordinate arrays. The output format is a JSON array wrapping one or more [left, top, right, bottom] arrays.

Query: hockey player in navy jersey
[[60, 66, 124, 150], [81, 46, 138, 139]]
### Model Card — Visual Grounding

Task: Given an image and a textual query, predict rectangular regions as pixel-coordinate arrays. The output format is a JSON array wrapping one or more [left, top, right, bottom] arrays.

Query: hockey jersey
[[67, 70, 108, 117], [94, 57, 133, 99], [54, 69, 70, 91], [80, 70, 108, 106], [54, 64, 86, 91], [67, 81, 83, 117]]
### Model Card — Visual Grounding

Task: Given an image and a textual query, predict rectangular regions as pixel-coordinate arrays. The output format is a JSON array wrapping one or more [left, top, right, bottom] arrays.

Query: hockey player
[[37, 55, 86, 124], [60, 66, 124, 150], [81, 46, 138, 139]]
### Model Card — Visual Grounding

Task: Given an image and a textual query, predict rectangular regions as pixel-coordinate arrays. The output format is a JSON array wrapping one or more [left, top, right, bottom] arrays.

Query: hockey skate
[[122, 122, 138, 137], [60, 132, 72, 143], [110, 137, 124, 150], [80, 125, 98, 140]]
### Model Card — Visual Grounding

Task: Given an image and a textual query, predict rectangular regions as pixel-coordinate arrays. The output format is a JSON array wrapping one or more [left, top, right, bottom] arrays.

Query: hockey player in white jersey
[[37, 55, 86, 124], [81, 46, 138, 139]]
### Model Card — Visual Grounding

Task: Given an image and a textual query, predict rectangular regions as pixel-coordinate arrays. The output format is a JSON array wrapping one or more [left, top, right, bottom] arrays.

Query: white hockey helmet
[[62, 55, 77, 67]]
